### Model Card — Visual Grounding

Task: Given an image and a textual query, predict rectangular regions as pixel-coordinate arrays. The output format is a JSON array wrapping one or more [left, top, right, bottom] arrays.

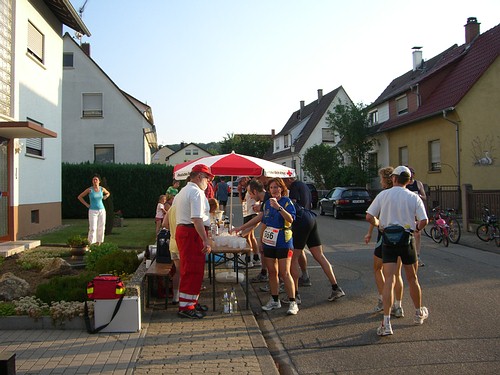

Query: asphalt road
[[241, 209, 500, 375]]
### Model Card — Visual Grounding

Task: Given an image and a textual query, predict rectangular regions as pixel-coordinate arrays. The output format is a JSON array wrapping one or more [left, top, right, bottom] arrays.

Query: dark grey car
[[319, 187, 372, 219]]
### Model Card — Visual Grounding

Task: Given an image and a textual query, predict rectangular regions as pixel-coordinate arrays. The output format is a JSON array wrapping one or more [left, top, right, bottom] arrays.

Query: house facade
[[267, 87, 353, 183], [160, 143, 213, 167], [0, 0, 89, 241], [62, 34, 157, 165], [367, 18, 500, 193], [151, 146, 175, 165]]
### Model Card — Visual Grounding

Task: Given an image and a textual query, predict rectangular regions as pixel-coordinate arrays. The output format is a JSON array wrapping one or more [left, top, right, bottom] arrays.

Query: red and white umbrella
[[173, 152, 296, 226], [173, 151, 296, 180]]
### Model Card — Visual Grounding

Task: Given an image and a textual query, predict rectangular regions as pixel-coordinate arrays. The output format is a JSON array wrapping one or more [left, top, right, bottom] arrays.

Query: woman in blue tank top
[[78, 174, 111, 245]]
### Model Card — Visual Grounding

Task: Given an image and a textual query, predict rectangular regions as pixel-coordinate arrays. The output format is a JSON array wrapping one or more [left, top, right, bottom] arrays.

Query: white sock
[[383, 315, 391, 326]]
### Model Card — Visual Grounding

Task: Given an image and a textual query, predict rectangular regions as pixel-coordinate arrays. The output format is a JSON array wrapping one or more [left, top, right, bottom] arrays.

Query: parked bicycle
[[476, 206, 500, 247], [424, 206, 461, 244]]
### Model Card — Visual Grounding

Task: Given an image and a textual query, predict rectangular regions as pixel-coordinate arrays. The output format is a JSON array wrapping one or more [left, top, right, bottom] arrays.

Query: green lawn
[[38, 218, 157, 249]]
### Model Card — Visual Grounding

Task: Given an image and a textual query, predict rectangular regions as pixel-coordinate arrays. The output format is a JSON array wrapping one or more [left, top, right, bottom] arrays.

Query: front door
[[0, 137, 9, 241]]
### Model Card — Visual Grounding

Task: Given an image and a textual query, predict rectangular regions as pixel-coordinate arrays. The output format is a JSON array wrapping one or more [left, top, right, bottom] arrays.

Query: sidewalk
[[0, 275, 279, 375]]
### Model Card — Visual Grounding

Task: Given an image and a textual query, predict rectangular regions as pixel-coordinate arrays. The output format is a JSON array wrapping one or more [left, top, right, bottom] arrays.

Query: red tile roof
[[375, 22, 500, 132]]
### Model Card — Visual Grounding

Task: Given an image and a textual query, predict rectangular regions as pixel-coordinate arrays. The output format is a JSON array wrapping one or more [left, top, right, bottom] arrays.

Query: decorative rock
[[0, 272, 30, 301], [41, 258, 73, 278]]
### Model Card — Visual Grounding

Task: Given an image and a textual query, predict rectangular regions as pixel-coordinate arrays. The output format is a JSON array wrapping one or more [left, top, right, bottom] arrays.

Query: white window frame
[[429, 140, 441, 171], [322, 128, 334, 142], [82, 93, 103, 118], [399, 146, 408, 166], [26, 118, 44, 157], [368, 110, 379, 126], [94, 144, 114, 164], [27, 21, 44, 63], [185, 149, 191, 155]]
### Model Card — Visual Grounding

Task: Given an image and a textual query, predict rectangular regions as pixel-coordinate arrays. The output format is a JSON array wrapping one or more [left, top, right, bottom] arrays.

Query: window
[[63, 52, 74, 67], [27, 21, 44, 63], [94, 145, 114, 164], [322, 128, 334, 142], [429, 140, 441, 171], [192, 149, 199, 155], [396, 95, 408, 115], [399, 146, 408, 166], [185, 149, 191, 155], [26, 118, 44, 156], [82, 93, 103, 118], [368, 153, 378, 177], [31, 210, 39, 224], [274, 138, 280, 151], [368, 110, 379, 126]]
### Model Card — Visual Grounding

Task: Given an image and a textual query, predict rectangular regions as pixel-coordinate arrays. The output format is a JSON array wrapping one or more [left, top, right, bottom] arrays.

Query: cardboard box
[[94, 296, 141, 333]]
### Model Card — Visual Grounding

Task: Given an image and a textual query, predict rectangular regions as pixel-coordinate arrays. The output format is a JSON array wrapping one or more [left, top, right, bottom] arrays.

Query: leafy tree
[[326, 102, 374, 185], [302, 144, 344, 189], [219, 133, 273, 158]]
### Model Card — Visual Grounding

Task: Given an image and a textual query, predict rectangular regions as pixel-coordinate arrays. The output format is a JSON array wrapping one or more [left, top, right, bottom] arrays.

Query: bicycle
[[424, 206, 461, 244], [427, 210, 450, 247], [476, 206, 500, 247]]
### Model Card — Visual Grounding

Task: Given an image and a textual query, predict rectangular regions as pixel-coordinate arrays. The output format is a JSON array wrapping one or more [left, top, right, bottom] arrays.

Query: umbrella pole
[[229, 176, 234, 229]]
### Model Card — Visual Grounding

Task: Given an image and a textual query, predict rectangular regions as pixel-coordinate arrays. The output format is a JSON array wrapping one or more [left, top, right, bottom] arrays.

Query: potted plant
[[66, 235, 90, 257]]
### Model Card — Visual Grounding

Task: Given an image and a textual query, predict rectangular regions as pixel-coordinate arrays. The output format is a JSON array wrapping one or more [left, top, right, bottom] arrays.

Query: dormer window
[[368, 110, 379, 125], [396, 95, 408, 115]]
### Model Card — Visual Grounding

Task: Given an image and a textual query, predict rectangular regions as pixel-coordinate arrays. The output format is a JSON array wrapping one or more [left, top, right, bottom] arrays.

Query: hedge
[[62, 163, 174, 219]]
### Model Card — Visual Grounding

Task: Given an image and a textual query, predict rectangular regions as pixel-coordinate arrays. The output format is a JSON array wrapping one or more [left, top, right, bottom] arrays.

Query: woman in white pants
[[78, 174, 110, 245]]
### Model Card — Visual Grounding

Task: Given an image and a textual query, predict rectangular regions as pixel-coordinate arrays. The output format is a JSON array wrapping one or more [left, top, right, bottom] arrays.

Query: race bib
[[262, 226, 279, 247]]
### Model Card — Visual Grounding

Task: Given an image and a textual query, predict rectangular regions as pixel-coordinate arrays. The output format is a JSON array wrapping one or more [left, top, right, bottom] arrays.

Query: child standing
[[155, 195, 168, 234]]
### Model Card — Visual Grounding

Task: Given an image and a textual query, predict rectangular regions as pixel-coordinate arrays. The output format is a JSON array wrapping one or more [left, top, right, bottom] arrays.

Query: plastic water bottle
[[229, 288, 238, 313], [222, 290, 230, 314]]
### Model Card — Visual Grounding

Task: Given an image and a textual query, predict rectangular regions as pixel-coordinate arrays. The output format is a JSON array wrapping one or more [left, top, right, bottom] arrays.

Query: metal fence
[[427, 185, 461, 213], [466, 189, 500, 222]]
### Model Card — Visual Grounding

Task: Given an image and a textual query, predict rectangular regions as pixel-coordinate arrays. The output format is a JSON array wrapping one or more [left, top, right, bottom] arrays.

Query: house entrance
[[0, 137, 9, 240]]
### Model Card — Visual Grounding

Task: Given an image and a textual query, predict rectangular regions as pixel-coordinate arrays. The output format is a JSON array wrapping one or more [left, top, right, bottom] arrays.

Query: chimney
[[271, 129, 275, 136], [412, 46, 423, 71], [465, 17, 480, 44], [81, 42, 91, 56], [317, 89, 323, 103], [298, 100, 305, 120]]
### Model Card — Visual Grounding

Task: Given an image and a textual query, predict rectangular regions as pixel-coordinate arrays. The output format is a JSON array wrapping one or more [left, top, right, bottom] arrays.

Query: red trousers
[[176, 225, 206, 311]]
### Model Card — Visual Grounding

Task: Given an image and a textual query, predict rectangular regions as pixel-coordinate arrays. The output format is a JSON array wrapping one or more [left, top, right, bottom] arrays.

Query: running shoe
[[178, 309, 204, 319], [377, 323, 393, 336], [281, 295, 302, 305], [261, 298, 281, 311], [391, 306, 404, 318], [328, 287, 346, 301], [418, 257, 425, 267], [286, 301, 299, 315], [414, 306, 429, 325], [373, 300, 384, 313], [298, 275, 312, 287], [251, 273, 269, 283]]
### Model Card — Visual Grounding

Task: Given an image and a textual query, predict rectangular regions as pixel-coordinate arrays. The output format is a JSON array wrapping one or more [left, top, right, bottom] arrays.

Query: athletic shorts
[[263, 247, 293, 259], [243, 214, 257, 224], [382, 236, 417, 265], [292, 209, 321, 250]]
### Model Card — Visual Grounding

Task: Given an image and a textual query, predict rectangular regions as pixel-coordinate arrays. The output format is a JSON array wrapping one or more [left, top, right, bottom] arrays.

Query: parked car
[[306, 183, 319, 209], [319, 187, 372, 219]]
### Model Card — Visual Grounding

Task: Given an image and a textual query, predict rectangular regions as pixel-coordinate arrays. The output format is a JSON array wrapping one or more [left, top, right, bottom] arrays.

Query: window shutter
[[27, 22, 43, 62]]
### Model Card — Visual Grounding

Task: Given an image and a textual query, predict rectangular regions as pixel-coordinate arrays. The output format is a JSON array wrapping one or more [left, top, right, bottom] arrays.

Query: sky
[[67, 0, 500, 146]]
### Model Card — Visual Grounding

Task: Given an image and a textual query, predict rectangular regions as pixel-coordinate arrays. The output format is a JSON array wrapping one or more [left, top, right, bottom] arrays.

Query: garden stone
[[0, 272, 30, 301], [41, 258, 72, 278]]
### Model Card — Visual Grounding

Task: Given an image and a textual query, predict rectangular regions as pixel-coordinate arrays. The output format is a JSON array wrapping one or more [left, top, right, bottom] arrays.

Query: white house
[[151, 146, 175, 165], [0, 0, 90, 241], [267, 87, 353, 182], [163, 143, 212, 167], [62, 34, 157, 164]]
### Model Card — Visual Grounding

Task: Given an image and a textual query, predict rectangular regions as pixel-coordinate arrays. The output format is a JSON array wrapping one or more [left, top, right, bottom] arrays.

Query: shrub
[[35, 271, 97, 304], [94, 249, 140, 275], [16, 248, 72, 270], [85, 242, 119, 271], [0, 301, 16, 316], [67, 235, 89, 247]]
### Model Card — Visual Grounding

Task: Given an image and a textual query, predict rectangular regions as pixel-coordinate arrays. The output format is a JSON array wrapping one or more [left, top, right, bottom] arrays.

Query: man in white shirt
[[174, 164, 213, 319], [366, 166, 429, 336]]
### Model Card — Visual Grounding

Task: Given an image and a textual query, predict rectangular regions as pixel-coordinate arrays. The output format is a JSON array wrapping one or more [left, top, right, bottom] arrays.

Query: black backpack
[[156, 228, 172, 263]]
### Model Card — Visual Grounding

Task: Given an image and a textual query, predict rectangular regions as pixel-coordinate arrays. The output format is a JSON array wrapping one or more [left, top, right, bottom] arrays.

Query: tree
[[326, 102, 374, 185], [302, 144, 344, 189], [219, 133, 273, 158]]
